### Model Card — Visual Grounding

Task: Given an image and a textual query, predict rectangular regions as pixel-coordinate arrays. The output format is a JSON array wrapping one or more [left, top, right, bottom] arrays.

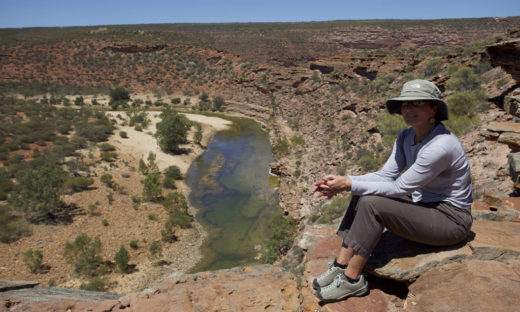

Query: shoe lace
[[322, 273, 343, 291]]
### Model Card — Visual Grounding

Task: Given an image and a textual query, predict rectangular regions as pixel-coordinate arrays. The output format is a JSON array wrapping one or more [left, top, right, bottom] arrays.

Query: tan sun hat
[[386, 79, 449, 121]]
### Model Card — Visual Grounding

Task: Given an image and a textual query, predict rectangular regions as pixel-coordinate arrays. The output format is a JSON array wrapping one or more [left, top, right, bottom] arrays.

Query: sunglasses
[[401, 101, 429, 108]]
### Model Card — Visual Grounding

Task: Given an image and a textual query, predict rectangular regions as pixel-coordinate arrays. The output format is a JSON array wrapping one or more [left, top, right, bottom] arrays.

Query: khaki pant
[[337, 195, 473, 258]]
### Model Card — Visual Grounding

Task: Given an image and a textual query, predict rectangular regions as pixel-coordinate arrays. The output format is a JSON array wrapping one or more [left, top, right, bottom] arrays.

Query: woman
[[312, 79, 473, 303]]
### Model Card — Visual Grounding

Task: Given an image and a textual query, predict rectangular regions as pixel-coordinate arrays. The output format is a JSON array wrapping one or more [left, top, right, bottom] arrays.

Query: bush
[[80, 278, 107, 291], [63, 233, 103, 276], [149, 241, 162, 257], [446, 67, 480, 92], [171, 98, 181, 104], [114, 245, 130, 273], [100, 151, 118, 162], [193, 123, 203, 145], [356, 148, 383, 173], [0, 179, 13, 200], [167, 210, 192, 229], [272, 138, 290, 157], [318, 196, 351, 224], [155, 109, 191, 154], [377, 113, 407, 147], [161, 192, 189, 213], [164, 165, 182, 180], [98, 143, 116, 152], [23, 249, 43, 273], [63, 177, 94, 193], [100, 174, 113, 187], [163, 177, 176, 189], [119, 131, 128, 139], [0, 205, 31, 243], [261, 212, 297, 264], [422, 57, 445, 77], [129, 240, 139, 249], [445, 89, 486, 117], [142, 174, 161, 202], [10, 163, 66, 219]]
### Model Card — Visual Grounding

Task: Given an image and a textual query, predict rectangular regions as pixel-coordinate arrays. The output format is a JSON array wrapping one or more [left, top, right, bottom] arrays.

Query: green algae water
[[187, 117, 279, 272]]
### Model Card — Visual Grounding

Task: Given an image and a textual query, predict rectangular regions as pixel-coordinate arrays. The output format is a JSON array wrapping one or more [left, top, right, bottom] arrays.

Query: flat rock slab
[[486, 121, 520, 133], [469, 220, 520, 253], [121, 265, 301, 312], [365, 232, 473, 282], [0, 280, 39, 292], [405, 260, 520, 312]]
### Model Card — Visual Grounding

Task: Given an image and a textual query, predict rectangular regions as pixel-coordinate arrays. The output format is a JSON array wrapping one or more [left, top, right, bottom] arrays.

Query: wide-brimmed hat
[[386, 79, 449, 121]]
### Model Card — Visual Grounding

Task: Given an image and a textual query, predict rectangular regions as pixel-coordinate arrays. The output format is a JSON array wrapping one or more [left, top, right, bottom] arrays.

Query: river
[[186, 116, 279, 272]]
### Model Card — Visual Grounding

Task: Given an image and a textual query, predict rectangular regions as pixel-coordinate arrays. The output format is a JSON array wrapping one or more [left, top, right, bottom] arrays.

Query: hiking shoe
[[312, 261, 345, 290], [316, 273, 368, 303]]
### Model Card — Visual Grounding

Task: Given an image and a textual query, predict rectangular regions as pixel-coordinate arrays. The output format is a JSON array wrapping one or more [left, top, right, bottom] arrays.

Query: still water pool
[[186, 116, 279, 272]]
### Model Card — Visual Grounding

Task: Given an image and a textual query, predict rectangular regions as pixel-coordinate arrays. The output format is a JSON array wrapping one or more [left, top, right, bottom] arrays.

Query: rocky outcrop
[[299, 218, 520, 312], [1, 266, 301, 312], [101, 43, 167, 53]]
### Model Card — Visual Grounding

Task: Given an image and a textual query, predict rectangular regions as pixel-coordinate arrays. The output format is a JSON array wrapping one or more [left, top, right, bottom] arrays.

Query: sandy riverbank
[[104, 111, 232, 293]]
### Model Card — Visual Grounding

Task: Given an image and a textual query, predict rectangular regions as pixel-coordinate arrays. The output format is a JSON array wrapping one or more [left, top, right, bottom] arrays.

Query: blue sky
[[1, 0, 519, 28]]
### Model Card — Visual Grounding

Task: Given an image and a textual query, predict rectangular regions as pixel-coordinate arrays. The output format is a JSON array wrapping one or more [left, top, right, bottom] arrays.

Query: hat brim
[[386, 98, 449, 121]]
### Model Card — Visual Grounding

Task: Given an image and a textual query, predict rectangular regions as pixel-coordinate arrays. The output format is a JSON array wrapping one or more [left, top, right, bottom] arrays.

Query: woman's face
[[401, 101, 438, 128]]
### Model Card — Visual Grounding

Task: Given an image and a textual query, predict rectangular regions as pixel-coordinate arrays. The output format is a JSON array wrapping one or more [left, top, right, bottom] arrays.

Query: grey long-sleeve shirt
[[349, 123, 473, 210]]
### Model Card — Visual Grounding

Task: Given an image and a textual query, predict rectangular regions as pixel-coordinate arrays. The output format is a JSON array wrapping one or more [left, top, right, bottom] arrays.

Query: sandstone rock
[[0, 280, 38, 292], [487, 38, 520, 81], [508, 152, 520, 187], [405, 260, 520, 312], [504, 94, 520, 117], [468, 220, 520, 254], [127, 265, 301, 312], [0, 287, 121, 312], [365, 232, 473, 282], [486, 121, 520, 133], [498, 132, 520, 149]]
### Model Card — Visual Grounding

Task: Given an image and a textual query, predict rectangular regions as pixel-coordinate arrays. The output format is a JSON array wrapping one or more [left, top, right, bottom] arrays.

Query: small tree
[[11, 163, 66, 220], [23, 249, 43, 273], [64, 233, 103, 276], [114, 245, 130, 273], [155, 109, 191, 154], [142, 174, 161, 202]]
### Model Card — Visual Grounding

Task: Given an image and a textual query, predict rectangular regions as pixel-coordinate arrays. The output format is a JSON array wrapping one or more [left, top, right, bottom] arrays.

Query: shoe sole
[[312, 279, 320, 290], [316, 285, 369, 304]]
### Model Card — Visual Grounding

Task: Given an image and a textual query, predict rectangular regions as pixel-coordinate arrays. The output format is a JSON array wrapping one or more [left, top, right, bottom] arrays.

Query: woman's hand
[[313, 175, 352, 199]]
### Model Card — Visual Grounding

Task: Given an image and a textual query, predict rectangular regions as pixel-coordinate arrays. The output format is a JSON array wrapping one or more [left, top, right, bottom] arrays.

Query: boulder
[[486, 121, 520, 133], [365, 232, 473, 282], [498, 132, 520, 149], [504, 94, 520, 117], [508, 152, 520, 187], [405, 260, 520, 312]]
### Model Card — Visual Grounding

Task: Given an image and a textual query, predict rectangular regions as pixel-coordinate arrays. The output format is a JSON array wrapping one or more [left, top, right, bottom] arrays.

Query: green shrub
[[272, 138, 290, 157], [114, 245, 130, 273], [318, 196, 351, 224], [79, 277, 107, 291], [64, 234, 103, 276], [193, 123, 203, 145], [163, 177, 176, 189], [98, 143, 116, 152], [356, 148, 383, 173], [129, 240, 139, 249], [261, 212, 297, 264], [119, 131, 128, 138], [142, 174, 161, 202], [0, 179, 13, 200], [63, 177, 94, 193], [444, 115, 479, 137], [164, 165, 182, 180], [100, 151, 118, 162], [446, 67, 480, 92], [171, 98, 181, 104], [445, 89, 486, 117], [102, 219, 109, 226], [155, 109, 191, 154], [290, 136, 305, 147], [161, 192, 189, 213], [0, 205, 31, 243], [100, 174, 113, 187], [422, 57, 445, 77], [23, 249, 43, 273], [377, 113, 407, 147], [149, 241, 162, 257], [10, 163, 66, 219], [166, 210, 192, 229]]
